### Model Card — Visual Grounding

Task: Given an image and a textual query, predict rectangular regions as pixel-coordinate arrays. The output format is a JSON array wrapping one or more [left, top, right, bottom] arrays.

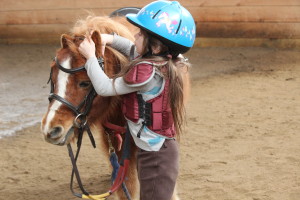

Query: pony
[[41, 15, 184, 200]]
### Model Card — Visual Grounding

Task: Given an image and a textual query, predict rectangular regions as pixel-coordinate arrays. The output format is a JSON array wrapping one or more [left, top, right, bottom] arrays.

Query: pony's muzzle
[[47, 126, 63, 139]]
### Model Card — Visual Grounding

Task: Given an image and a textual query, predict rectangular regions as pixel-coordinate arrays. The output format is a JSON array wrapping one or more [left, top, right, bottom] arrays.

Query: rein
[[48, 57, 131, 200]]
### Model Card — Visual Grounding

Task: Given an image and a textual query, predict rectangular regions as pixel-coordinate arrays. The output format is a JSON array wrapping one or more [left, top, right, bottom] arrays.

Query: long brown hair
[[115, 30, 191, 136]]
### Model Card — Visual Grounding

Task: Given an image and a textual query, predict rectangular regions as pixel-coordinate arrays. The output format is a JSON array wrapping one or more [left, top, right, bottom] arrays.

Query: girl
[[79, 1, 196, 199]]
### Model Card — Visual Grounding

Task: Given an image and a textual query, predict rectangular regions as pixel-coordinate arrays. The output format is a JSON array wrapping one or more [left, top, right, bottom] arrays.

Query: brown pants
[[137, 139, 179, 200]]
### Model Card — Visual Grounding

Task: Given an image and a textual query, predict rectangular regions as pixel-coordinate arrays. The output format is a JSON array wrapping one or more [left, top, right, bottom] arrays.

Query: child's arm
[[79, 35, 146, 96], [84, 57, 140, 96], [101, 33, 139, 59]]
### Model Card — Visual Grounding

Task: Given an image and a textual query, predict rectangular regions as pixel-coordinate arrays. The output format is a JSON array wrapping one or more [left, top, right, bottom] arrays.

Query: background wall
[[1, 0, 300, 46]]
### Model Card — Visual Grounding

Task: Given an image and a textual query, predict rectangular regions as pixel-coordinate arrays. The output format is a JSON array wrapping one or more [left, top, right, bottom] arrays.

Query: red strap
[[109, 159, 130, 193], [115, 134, 123, 151], [104, 122, 126, 134], [103, 122, 126, 151]]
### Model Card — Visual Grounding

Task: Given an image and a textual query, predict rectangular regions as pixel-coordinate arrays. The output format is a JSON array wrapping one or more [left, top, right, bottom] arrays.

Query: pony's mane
[[71, 15, 135, 41], [70, 15, 136, 73]]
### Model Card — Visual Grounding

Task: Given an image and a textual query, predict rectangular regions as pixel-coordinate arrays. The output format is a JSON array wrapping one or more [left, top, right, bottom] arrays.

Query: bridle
[[48, 57, 99, 124], [48, 57, 101, 137], [47, 56, 131, 200]]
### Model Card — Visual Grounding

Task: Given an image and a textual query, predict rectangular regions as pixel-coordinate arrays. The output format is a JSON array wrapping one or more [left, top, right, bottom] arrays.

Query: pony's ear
[[60, 34, 73, 49], [91, 31, 102, 58]]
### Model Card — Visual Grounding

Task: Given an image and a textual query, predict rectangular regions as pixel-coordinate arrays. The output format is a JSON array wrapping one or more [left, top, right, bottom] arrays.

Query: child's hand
[[78, 35, 96, 59]]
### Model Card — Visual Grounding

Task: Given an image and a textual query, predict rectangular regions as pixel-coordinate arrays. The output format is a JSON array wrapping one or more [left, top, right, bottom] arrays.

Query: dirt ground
[[0, 44, 299, 200]]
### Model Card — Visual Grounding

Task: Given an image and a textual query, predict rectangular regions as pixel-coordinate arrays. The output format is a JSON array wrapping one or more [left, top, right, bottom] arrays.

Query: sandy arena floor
[[0, 44, 299, 200]]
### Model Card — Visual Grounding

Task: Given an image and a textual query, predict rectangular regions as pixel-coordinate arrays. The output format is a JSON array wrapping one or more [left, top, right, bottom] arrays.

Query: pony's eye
[[79, 81, 91, 88]]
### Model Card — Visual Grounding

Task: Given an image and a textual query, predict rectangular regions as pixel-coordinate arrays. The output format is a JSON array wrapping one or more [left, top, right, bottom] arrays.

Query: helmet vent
[[175, 19, 182, 34], [152, 9, 161, 19]]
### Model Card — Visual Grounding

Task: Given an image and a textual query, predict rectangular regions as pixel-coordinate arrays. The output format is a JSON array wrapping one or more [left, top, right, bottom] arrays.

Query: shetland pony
[[41, 16, 183, 200]]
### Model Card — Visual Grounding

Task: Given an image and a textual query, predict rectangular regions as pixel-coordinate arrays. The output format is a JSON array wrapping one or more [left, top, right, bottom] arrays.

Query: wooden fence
[[1, 0, 300, 47]]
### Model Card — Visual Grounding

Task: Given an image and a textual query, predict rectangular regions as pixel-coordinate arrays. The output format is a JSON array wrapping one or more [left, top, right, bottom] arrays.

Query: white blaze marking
[[43, 57, 71, 134]]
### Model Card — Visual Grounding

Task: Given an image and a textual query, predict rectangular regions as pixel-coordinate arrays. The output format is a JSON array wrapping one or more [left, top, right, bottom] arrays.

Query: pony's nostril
[[48, 127, 62, 139]]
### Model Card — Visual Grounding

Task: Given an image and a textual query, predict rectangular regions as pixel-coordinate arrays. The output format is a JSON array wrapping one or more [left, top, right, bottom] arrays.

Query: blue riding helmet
[[126, 0, 196, 55]]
